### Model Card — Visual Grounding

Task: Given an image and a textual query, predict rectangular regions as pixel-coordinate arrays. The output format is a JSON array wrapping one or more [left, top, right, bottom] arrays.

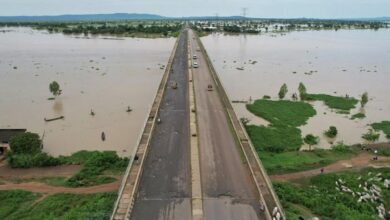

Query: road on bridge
[[130, 30, 192, 220], [189, 30, 266, 220]]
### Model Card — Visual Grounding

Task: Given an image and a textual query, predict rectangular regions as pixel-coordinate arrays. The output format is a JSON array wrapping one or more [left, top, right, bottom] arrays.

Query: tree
[[9, 132, 42, 155], [304, 134, 319, 150], [49, 81, 61, 97], [325, 126, 338, 138], [278, 83, 288, 99], [361, 92, 368, 107], [298, 82, 307, 100]]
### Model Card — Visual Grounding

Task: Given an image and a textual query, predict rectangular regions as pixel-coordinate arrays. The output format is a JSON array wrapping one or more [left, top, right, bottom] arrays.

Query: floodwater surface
[[0, 27, 175, 156], [202, 29, 390, 149]]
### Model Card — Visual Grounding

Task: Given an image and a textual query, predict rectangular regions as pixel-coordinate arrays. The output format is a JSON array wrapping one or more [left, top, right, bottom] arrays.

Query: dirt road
[[271, 153, 390, 182], [0, 181, 120, 194]]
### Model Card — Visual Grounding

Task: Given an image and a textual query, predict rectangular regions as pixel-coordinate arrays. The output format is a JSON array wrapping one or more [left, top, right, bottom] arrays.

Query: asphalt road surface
[[130, 30, 191, 220], [189, 29, 265, 220]]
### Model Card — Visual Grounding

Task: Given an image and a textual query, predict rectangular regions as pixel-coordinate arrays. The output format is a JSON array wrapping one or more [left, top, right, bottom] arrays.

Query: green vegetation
[[278, 83, 288, 99], [245, 99, 316, 152], [351, 112, 366, 120], [361, 92, 369, 108], [246, 99, 316, 127], [7, 132, 61, 168], [260, 144, 356, 174], [324, 126, 338, 138], [49, 81, 61, 97], [371, 121, 390, 139], [0, 21, 183, 38], [9, 132, 41, 155], [262, 95, 271, 99], [64, 151, 128, 187], [274, 167, 390, 219], [0, 190, 116, 220], [306, 93, 358, 111], [298, 82, 307, 100], [6, 132, 128, 186], [362, 129, 380, 142], [304, 134, 319, 150], [246, 125, 302, 152]]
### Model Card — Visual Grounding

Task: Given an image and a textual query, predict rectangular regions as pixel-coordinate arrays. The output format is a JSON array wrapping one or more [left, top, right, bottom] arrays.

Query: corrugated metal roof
[[0, 129, 27, 143]]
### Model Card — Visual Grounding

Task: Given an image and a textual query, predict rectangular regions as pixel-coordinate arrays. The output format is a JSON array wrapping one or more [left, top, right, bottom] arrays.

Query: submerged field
[[202, 29, 390, 148], [0, 27, 175, 156]]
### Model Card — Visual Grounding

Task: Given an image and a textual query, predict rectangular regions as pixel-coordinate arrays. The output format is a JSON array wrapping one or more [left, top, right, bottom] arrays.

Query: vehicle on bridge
[[193, 61, 199, 68], [193, 54, 197, 59], [171, 81, 178, 89], [207, 84, 213, 91]]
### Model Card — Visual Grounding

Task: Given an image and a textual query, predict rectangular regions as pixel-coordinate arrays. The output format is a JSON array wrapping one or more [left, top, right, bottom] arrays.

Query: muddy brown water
[[201, 29, 390, 149], [0, 27, 175, 156]]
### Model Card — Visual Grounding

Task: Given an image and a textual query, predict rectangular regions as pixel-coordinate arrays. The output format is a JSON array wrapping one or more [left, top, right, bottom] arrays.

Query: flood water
[[202, 29, 390, 149], [0, 27, 175, 156]]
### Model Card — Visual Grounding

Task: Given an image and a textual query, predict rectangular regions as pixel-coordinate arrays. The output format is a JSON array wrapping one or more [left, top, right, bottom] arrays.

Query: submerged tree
[[304, 134, 319, 151], [49, 81, 61, 97], [298, 82, 307, 100], [361, 92, 368, 107], [325, 126, 338, 138], [278, 83, 288, 99]]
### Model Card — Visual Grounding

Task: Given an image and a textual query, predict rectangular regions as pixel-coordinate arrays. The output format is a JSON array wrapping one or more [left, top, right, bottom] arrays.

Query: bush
[[7, 152, 61, 168], [362, 129, 380, 142], [325, 126, 338, 138], [9, 132, 42, 155]]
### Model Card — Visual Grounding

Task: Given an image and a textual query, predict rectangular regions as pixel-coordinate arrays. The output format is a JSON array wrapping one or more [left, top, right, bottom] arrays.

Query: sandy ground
[[270, 152, 390, 182]]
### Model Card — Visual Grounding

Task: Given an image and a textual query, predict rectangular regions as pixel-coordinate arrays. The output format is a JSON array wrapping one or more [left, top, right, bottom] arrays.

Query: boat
[[44, 116, 64, 122]]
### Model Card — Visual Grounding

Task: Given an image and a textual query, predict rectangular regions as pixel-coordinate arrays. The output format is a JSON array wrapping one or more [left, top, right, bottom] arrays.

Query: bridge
[[111, 28, 284, 220]]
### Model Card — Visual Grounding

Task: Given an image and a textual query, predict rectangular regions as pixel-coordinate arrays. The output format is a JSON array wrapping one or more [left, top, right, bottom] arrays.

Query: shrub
[[7, 152, 61, 168], [362, 129, 380, 142], [9, 132, 42, 155], [325, 126, 338, 138], [278, 83, 288, 99]]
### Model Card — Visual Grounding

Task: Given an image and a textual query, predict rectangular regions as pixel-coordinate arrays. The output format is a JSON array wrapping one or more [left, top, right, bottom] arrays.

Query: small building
[[0, 129, 26, 155]]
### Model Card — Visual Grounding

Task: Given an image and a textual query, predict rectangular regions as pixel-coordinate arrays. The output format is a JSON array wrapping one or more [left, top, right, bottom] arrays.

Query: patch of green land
[[351, 112, 366, 120], [260, 145, 357, 174], [245, 99, 316, 152], [247, 99, 317, 127], [274, 168, 390, 220], [372, 121, 390, 139], [0, 190, 116, 220], [306, 93, 358, 111]]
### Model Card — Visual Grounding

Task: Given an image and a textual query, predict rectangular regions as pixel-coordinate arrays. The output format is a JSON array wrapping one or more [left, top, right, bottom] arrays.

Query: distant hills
[[0, 13, 389, 22]]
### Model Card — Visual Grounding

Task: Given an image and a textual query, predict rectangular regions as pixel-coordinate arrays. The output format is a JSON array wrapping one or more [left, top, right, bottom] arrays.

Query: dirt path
[[0, 164, 81, 179], [271, 153, 390, 182], [0, 180, 120, 194]]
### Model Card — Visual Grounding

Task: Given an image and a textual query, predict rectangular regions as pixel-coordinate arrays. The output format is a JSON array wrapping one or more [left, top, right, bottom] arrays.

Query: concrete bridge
[[111, 28, 284, 220]]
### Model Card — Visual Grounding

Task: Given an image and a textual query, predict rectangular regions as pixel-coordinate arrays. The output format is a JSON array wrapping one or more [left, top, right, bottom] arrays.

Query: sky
[[0, 0, 389, 18]]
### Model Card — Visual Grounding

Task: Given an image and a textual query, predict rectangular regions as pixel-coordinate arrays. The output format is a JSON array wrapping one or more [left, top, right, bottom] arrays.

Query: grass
[[351, 112, 366, 120], [245, 99, 316, 152], [246, 125, 302, 152], [372, 121, 390, 139], [260, 145, 357, 174], [0, 190, 116, 220], [274, 167, 390, 220], [246, 99, 316, 127], [306, 93, 358, 111], [6, 150, 128, 187]]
